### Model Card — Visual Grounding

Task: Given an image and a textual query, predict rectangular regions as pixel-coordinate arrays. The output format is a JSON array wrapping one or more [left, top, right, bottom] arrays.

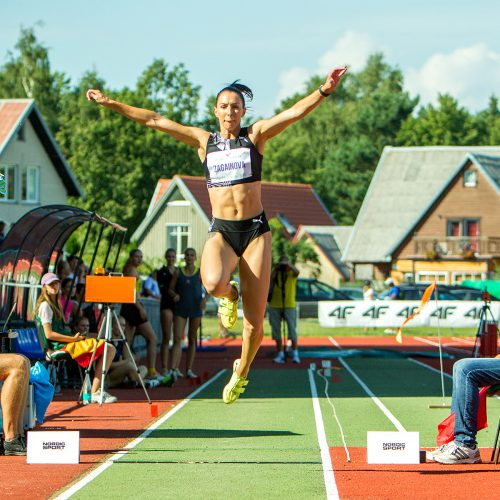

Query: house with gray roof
[[293, 225, 352, 287], [342, 146, 500, 285]]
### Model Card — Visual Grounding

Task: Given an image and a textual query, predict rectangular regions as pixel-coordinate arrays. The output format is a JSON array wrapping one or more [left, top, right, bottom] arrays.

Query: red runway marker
[[150, 404, 158, 417]]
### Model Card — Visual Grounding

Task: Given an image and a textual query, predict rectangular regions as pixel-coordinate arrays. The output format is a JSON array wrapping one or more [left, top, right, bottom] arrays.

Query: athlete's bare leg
[[201, 234, 239, 301], [237, 232, 272, 377]]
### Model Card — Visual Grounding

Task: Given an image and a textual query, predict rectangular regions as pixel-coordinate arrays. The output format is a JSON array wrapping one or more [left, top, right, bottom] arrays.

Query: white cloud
[[318, 31, 375, 73], [275, 31, 377, 107], [405, 43, 500, 110]]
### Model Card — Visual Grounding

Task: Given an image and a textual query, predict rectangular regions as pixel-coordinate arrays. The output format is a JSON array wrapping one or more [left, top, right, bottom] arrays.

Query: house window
[[451, 272, 485, 285], [17, 124, 25, 142], [166, 224, 190, 256], [447, 220, 461, 237], [21, 166, 39, 203], [415, 271, 448, 285], [0, 165, 17, 201], [463, 169, 477, 187]]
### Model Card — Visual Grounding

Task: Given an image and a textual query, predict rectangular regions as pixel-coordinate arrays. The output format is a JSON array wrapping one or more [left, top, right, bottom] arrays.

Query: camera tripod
[[82, 303, 151, 405], [471, 292, 499, 358]]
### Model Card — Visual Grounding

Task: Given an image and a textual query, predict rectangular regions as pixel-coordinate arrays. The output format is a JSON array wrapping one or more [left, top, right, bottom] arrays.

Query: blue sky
[[1, 0, 499, 119]]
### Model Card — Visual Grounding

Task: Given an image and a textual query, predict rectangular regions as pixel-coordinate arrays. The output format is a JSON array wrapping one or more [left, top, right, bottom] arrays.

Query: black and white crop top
[[202, 127, 263, 188]]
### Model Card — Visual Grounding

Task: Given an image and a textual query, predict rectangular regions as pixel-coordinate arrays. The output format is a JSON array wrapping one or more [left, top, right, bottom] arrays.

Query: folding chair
[[491, 417, 500, 464]]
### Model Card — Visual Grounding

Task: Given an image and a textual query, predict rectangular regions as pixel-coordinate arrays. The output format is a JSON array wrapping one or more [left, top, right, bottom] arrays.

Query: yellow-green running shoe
[[218, 280, 239, 329], [222, 359, 248, 404]]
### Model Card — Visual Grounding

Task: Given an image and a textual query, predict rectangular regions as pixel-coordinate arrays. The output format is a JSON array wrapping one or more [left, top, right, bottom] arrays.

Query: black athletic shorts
[[120, 303, 148, 327], [209, 211, 270, 257]]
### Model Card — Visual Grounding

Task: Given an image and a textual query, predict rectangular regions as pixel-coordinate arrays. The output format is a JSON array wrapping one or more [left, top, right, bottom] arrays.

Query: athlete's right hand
[[86, 89, 108, 104]]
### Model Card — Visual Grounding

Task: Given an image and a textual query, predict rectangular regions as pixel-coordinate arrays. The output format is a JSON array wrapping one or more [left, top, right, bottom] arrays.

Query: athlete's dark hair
[[216, 80, 253, 107]]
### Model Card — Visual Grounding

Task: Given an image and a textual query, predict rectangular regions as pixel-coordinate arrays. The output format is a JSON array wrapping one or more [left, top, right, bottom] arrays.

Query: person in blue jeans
[[428, 356, 500, 464]]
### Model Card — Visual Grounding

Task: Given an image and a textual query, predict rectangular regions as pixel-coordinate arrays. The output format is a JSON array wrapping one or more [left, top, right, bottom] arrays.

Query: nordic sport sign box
[[27, 431, 80, 464], [367, 431, 420, 464], [85, 275, 136, 304]]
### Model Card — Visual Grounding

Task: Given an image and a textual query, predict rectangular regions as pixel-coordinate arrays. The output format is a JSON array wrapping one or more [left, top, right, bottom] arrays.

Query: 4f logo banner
[[0, 173, 6, 195]]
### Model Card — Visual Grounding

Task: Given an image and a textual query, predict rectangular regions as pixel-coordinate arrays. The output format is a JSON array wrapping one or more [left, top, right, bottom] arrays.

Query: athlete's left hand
[[321, 66, 348, 94]]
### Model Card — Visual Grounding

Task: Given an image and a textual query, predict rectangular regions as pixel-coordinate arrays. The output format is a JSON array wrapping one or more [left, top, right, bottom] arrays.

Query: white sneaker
[[433, 441, 481, 464], [292, 350, 300, 364], [426, 442, 454, 461], [91, 390, 118, 404], [186, 369, 198, 379], [172, 368, 184, 380], [273, 351, 285, 364]]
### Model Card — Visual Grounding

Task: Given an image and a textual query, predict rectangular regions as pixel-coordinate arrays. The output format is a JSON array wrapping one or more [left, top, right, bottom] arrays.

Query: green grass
[[201, 316, 476, 339]]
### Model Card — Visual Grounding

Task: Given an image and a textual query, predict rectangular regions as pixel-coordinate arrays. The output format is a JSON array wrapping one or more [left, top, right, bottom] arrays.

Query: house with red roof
[[0, 99, 82, 230], [132, 175, 348, 285]]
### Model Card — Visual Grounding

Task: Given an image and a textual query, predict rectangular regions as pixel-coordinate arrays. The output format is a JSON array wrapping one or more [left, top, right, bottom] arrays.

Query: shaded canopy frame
[[0, 204, 127, 326]]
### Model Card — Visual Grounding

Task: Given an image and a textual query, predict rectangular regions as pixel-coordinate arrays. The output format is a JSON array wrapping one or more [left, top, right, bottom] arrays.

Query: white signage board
[[27, 431, 80, 464], [319, 300, 500, 328], [367, 431, 420, 464]]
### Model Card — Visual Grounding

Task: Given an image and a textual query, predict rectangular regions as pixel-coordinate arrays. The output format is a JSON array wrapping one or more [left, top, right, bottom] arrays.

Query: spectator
[[157, 248, 178, 376], [34, 272, 117, 403], [121, 249, 159, 380], [384, 277, 400, 300], [142, 270, 161, 299], [363, 280, 375, 300], [60, 278, 80, 325], [0, 353, 30, 455], [107, 315, 148, 388], [57, 259, 71, 281], [427, 356, 500, 464], [269, 256, 300, 364], [168, 248, 205, 379]]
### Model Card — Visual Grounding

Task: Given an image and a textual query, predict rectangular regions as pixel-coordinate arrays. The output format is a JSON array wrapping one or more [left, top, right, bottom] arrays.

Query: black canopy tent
[[0, 205, 127, 326]]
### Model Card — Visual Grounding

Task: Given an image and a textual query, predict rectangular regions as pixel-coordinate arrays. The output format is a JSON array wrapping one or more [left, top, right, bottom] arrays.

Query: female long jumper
[[87, 65, 347, 403]]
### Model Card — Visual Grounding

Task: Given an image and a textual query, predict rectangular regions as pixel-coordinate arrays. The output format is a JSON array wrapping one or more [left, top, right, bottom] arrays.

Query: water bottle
[[82, 376, 92, 405]]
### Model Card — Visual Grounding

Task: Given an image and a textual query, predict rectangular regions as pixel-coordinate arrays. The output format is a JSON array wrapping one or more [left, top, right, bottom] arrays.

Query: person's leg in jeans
[[452, 357, 500, 446]]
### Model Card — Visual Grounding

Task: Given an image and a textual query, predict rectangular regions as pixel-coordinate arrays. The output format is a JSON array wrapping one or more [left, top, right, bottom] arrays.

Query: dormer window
[[463, 168, 477, 187]]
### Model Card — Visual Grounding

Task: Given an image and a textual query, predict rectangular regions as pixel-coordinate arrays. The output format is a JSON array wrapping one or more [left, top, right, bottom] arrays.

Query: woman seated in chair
[[34, 272, 118, 404]]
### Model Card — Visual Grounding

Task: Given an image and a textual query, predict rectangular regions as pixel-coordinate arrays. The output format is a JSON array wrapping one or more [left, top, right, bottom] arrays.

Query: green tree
[[269, 218, 320, 276], [265, 54, 417, 225], [396, 94, 479, 146], [0, 25, 68, 132], [56, 61, 201, 233]]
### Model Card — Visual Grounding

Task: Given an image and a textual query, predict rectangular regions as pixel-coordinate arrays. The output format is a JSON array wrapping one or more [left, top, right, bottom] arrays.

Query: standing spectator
[[269, 256, 300, 364], [60, 278, 80, 325], [363, 280, 375, 301], [168, 248, 205, 379], [57, 259, 71, 281], [384, 277, 401, 300], [142, 271, 161, 299], [0, 353, 30, 455], [121, 249, 159, 380], [157, 248, 178, 376]]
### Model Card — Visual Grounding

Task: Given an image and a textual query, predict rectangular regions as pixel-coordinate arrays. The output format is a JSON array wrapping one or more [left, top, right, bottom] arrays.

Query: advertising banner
[[319, 300, 500, 328]]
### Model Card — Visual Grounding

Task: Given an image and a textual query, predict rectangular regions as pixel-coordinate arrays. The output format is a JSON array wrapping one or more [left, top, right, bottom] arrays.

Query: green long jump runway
[[60, 359, 500, 499], [67, 369, 331, 500]]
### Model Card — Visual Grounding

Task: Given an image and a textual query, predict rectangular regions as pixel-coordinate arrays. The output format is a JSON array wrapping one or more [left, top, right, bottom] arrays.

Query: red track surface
[[1, 335, 498, 499]]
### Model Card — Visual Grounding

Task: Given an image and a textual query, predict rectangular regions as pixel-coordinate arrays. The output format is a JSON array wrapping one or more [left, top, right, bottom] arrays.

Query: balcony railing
[[413, 236, 500, 258]]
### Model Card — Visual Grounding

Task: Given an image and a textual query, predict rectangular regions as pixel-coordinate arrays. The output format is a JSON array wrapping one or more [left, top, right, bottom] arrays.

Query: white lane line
[[328, 337, 406, 432], [55, 370, 227, 500], [413, 336, 471, 354], [407, 358, 453, 379], [451, 337, 475, 345], [308, 369, 340, 500]]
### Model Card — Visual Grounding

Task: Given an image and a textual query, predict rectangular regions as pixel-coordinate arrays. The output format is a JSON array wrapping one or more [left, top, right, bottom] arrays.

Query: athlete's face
[[214, 91, 246, 134]]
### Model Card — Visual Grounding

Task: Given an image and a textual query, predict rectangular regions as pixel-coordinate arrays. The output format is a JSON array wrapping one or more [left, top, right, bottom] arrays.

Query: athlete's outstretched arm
[[86, 89, 208, 148], [251, 66, 347, 142]]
